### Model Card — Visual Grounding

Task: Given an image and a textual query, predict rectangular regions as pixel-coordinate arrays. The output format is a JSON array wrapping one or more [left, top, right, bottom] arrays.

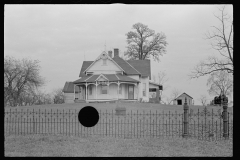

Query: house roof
[[112, 56, 141, 75], [149, 81, 163, 87], [174, 92, 193, 100], [79, 61, 94, 77], [78, 57, 151, 78], [127, 59, 151, 78], [73, 74, 139, 84], [62, 82, 80, 93]]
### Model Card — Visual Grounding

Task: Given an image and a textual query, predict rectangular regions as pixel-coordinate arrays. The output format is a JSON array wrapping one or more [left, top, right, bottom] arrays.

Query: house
[[62, 48, 162, 103], [173, 93, 193, 105]]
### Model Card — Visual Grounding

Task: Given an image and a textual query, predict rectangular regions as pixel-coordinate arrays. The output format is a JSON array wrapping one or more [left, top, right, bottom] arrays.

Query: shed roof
[[174, 92, 193, 100]]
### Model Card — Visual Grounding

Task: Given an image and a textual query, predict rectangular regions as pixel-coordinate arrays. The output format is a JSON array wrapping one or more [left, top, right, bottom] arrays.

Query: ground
[[5, 134, 232, 157]]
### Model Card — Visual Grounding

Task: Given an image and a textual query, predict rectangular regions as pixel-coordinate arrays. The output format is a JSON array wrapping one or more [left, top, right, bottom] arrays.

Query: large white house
[[62, 48, 162, 103]]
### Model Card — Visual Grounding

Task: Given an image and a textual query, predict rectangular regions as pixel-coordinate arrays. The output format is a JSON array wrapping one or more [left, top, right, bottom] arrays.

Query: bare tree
[[4, 56, 45, 106], [190, 6, 233, 78], [157, 71, 169, 90], [207, 70, 233, 97], [199, 95, 208, 106], [152, 74, 157, 83], [124, 22, 168, 62]]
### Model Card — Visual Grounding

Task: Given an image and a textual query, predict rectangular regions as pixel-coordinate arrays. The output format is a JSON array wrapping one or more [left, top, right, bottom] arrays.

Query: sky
[[4, 4, 233, 105]]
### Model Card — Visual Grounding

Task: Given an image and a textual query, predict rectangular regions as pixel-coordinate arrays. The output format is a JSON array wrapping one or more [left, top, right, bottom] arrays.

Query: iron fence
[[4, 106, 233, 141]]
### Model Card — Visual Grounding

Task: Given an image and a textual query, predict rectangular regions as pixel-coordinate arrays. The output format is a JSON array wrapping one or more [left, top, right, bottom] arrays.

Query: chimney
[[114, 48, 119, 57], [108, 51, 112, 58]]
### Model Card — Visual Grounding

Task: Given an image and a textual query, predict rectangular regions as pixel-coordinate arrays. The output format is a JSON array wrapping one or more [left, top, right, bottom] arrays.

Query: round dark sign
[[78, 106, 99, 127]]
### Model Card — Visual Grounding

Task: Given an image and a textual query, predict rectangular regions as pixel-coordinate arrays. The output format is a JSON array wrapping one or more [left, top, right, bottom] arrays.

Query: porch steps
[[74, 99, 86, 103]]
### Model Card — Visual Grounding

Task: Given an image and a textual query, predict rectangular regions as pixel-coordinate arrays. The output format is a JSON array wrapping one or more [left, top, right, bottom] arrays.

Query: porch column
[[135, 83, 138, 100], [107, 82, 109, 99], [117, 81, 120, 100], [74, 84, 76, 100], [85, 83, 88, 100], [95, 81, 98, 100]]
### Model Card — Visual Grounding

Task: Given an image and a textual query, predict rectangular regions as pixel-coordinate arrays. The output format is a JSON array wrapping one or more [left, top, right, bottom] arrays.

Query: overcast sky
[[4, 4, 233, 105]]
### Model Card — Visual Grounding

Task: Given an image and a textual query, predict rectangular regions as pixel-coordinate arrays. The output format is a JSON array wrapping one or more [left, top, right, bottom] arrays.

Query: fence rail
[[4, 106, 233, 141]]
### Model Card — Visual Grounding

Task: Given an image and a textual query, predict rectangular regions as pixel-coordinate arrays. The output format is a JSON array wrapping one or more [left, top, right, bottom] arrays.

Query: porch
[[73, 74, 140, 102], [75, 99, 138, 103]]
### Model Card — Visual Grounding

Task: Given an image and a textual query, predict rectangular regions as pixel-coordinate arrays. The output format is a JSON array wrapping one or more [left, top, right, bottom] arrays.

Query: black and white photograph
[[4, 4, 233, 157]]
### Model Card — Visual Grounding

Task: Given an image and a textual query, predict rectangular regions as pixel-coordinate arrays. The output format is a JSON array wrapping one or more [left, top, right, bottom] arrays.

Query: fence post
[[222, 95, 229, 139], [183, 97, 189, 138]]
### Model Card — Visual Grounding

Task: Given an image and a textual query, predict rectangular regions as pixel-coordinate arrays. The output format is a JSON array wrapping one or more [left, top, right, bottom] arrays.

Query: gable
[[83, 51, 125, 75], [175, 93, 193, 100], [78, 53, 151, 78], [87, 58, 122, 73]]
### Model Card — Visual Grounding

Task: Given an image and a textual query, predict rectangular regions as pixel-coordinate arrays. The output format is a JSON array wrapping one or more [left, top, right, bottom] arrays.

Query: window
[[143, 83, 146, 96], [101, 85, 107, 94], [119, 85, 122, 94], [149, 88, 157, 92], [103, 59, 107, 65], [89, 86, 92, 95]]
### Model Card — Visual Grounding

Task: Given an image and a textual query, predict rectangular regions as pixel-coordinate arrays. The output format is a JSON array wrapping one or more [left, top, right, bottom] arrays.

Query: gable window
[[143, 83, 146, 96], [101, 85, 108, 94], [103, 59, 107, 65], [89, 86, 92, 95]]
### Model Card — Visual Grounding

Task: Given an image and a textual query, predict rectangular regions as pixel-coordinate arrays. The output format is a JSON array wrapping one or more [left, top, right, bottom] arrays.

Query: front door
[[128, 85, 134, 99]]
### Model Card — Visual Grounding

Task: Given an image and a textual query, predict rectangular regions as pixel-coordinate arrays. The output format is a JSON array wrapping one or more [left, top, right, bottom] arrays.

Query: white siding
[[64, 93, 76, 103], [139, 76, 149, 102], [87, 59, 122, 74]]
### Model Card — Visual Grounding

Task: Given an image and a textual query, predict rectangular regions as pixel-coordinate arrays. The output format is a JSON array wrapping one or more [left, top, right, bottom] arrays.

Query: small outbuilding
[[173, 92, 193, 105]]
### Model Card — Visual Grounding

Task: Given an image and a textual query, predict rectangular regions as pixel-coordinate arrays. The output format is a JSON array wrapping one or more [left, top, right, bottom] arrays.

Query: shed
[[173, 92, 193, 105]]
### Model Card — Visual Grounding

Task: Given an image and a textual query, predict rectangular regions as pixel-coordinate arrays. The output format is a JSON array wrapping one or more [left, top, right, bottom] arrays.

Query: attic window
[[103, 59, 107, 65]]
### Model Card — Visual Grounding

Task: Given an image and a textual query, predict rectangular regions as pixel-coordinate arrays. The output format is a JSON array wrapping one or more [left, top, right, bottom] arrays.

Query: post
[[156, 88, 160, 103], [183, 97, 189, 138], [74, 84, 76, 100], [222, 94, 229, 139], [117, 82, 119, 100], [107, 82, 109, 100], [85, 83, 87, 101], [95, 82, 98, 100]]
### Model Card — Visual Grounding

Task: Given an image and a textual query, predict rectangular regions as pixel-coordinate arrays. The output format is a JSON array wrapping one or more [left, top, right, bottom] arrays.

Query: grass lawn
[[4, 134, 232, 157]]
